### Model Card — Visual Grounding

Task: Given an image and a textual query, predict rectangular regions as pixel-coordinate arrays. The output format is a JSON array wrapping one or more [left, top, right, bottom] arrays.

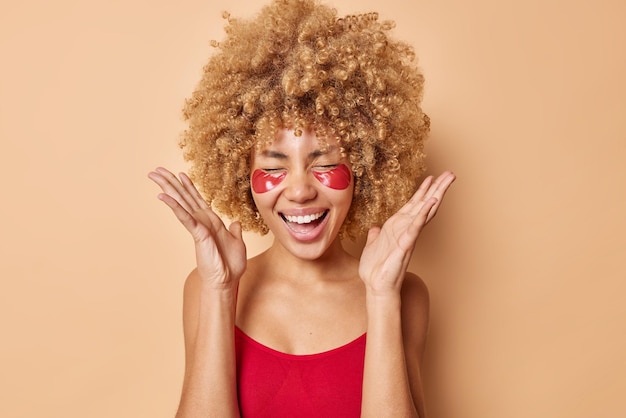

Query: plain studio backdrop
[[1, 0, 624, 417]]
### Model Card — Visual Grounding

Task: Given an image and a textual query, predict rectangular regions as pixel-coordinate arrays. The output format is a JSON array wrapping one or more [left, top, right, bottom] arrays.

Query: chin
[[273, 233, 342, 261]]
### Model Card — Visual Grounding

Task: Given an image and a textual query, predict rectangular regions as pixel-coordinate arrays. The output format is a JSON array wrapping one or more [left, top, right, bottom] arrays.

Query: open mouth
[[280, 210, 328, 234]]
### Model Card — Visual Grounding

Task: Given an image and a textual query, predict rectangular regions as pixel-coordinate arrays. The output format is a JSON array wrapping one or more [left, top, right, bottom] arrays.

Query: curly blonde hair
[[180, 0, 429, 238]]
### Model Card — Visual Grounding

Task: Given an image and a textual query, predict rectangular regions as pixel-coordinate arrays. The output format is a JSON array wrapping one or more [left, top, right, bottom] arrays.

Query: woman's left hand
[[358, 171, 455, 296]]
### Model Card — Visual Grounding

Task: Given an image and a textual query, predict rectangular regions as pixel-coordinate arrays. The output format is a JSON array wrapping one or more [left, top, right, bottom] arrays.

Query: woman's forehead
[[253, 128, 338, 155]]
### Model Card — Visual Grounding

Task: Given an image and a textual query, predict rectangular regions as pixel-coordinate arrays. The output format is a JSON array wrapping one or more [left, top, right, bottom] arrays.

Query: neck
[[263, 238, 357, 283]]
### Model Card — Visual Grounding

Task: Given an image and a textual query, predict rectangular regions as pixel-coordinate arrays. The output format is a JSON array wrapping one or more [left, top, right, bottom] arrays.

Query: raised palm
[[359, 171, 455, 294], [148, 167, 247, 289]]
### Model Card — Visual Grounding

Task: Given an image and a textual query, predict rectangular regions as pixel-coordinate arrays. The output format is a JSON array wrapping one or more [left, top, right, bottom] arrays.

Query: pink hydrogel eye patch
[[251, 169, 286, 193], [312, 164, 352, 190]]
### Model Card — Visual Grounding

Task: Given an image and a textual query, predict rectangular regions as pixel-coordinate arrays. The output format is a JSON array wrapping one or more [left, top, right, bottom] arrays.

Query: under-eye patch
[[312, 164, 351, 190], [251, 169, 286, 193]]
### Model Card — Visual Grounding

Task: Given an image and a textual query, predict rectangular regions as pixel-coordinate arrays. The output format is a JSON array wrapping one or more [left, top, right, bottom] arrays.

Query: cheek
[[251, 169, 286, 193], [312, 164, 352, 190]]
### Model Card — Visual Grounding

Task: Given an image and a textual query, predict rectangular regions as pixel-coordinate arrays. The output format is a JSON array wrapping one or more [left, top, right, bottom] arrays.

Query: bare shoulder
[[401, 273, 430, 416], [401, 272, 430, 358], [182, 268, 202, 299], [401, 272, 430, 316], [181, 268, 204, 324]]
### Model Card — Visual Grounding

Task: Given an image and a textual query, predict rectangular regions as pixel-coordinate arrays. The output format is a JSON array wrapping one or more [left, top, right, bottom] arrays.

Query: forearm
[[361, 294, 418, 418], [176, 287, 240, 418]]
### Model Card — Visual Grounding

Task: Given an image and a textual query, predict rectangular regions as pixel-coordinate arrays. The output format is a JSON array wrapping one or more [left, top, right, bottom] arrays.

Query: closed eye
[[313, 164, 338, 171], [259, 168, 288, 178]]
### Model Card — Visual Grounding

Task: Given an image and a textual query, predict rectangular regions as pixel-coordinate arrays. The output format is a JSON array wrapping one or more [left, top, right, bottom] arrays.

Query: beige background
[[1, 0, 625, 417]]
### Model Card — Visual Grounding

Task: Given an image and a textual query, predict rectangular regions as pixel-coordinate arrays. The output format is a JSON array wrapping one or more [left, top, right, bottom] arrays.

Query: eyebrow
[[260, 150, 288, 160], [259, 147, 337, 161]]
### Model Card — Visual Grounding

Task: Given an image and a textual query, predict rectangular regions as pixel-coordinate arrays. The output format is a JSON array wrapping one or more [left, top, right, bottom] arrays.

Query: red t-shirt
[[235, 327, 366, 417]]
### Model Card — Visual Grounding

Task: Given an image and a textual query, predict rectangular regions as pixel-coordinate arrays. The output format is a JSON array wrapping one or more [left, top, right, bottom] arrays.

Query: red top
[[235, 327, 366, 418]]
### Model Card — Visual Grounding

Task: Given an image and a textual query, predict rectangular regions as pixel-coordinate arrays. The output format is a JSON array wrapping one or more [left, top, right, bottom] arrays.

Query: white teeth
[[283, 212, 324, 224]]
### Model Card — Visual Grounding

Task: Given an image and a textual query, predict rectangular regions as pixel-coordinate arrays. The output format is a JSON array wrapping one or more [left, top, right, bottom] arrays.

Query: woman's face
[[250, 129, 354, 260]]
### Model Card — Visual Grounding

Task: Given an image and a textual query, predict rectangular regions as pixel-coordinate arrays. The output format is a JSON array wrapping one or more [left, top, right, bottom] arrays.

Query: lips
[[281, 211, 326, 224], [279, 210, 329, 238]]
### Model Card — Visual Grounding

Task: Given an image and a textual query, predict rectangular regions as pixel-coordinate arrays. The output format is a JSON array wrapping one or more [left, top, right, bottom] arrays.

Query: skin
[[148, 128, 455, 418]]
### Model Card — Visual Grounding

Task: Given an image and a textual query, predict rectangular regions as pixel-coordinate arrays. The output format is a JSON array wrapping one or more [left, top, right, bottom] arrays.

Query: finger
[[148, 169, 195, 214], [402, 197, 438, 247], [425, 172, 455, 223], [202, 204, 229, 232], [399, 175, 433, 215], [179, 172, 211, 210], [153, 167, 201, 213], [229, 221, 243, 241], [406, 171, 454, 220], [156, 193, 204, 238], [365, 226, 382, 246], [420, 173, 446, 204], [158, 167, 203, 212]]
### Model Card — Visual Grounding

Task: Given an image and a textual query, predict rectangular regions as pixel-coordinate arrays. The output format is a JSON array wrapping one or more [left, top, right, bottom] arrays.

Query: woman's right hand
[[148, 167, 247, 290]]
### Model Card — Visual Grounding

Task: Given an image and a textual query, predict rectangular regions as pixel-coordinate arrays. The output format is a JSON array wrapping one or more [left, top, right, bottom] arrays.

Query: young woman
[[149, 1, 455, 416]]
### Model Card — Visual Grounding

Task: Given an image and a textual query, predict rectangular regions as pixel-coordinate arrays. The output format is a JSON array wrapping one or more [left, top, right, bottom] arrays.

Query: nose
[[282, 171, 318, 203]]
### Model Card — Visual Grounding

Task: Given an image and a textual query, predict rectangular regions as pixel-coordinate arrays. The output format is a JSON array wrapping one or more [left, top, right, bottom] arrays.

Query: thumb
[[229, 221, 243, 240], [365, 226, 381, 245]]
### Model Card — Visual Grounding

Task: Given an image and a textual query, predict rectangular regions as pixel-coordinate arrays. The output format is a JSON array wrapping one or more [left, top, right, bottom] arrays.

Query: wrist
[[364, 282, 402, 300], [196, 286, 238, 327], [365, 289, 402, 311], [198, 281, 238, 303], [365, 292, 403, 340], [196, 270, 241, 292]]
